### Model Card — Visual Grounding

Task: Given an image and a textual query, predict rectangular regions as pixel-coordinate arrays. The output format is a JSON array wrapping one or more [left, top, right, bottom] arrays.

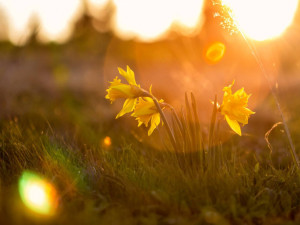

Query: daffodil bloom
[[220, 81, 255, 136], [105, 66, 145, 118], [132, 96, 164, 136]]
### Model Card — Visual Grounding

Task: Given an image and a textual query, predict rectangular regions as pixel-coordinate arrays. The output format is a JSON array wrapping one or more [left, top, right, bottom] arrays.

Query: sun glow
[[222, 0, 299, 41]]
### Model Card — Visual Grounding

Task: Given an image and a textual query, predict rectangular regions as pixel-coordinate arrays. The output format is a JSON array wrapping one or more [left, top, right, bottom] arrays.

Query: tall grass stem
[[239, 31, 300, 169]]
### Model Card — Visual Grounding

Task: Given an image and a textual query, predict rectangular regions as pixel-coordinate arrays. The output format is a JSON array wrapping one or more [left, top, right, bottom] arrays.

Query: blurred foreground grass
[[1, 90, 300, 225]]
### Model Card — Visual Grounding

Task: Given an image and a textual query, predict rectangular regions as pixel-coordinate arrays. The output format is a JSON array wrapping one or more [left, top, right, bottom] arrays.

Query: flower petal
[[135, 115, 152, 127], [116, 98, 137, 119], [118, 66, 137, 85], [225, 115, 241, 136], [148, 113, 160, 136]]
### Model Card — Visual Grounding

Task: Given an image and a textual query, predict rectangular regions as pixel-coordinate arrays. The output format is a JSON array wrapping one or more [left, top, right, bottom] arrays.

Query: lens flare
[[18, 171, 58, 216], [222, 0, 299, 41], [206, 42, 226, 63]]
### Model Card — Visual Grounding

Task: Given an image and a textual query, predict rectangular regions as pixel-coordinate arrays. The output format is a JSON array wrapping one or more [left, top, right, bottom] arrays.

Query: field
[[1, 17, 300, 225]]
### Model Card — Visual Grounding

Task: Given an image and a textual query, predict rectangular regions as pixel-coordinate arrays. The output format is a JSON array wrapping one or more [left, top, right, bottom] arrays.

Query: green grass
[[1, 91, 300, 225]]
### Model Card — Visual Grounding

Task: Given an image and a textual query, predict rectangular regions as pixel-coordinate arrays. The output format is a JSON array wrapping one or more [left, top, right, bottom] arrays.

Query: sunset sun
[[222, 0, 299, 41]]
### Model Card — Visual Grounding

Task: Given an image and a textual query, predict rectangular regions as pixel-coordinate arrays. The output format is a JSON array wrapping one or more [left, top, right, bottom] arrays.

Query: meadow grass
[[1, 92, 300, 225]]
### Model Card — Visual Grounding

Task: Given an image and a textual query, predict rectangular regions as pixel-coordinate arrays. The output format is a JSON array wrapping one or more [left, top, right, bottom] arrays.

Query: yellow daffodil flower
[[132, 96, 164, 136], [220, 81, 255, 136], [105, 66, 145, 118]]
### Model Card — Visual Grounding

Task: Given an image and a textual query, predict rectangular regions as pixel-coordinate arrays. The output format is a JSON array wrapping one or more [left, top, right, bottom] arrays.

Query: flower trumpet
[[132, 96, 164, 136], [220, 81, 255, 136], [105, 66, 147, 118]]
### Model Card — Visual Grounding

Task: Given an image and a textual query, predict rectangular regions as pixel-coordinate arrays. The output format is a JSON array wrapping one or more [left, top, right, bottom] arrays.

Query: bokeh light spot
[[103, 136, 112, 147], [18, 171, 57, 216], [206, 42, 226, 63], [112, 0, 205, 41], [0, 0, 83, 45]]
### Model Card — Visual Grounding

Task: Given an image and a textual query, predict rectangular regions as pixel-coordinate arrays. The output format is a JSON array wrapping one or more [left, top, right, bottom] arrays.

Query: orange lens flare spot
[[18, 171, 58, 216], [205, 42, 226, 63], [103, 136, 112, 147]]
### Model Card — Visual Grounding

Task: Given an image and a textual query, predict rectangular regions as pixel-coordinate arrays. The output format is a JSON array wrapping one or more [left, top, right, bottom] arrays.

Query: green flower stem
[[143, 92, 177, 151], [153, 98, 177, 151]]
